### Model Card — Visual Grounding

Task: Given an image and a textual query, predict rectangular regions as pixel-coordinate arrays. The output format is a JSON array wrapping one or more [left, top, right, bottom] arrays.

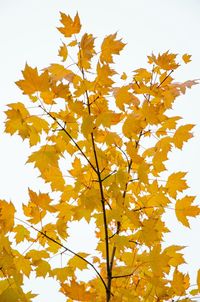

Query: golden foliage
[[1, 11, 199, 302]]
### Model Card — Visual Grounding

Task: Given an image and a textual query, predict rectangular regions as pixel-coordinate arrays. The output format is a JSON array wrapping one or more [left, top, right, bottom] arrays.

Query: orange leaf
[[182, 54, 192, 64], [13, 225, 30, 243], [166, 172, 188, 198], [58, 43, 68, 61], [16, 64, 49, 95], [61, 279, 95, 301], [0, 200, 15, 233], [100, 33, 125, 63], [114, 86, 139, 110], [78, 33, 95, 70], [173, 124, 194, 149], [175, 196, 200, 227], [45, 64, 76, 82], [58, 12, 81, 37], [171, 269, 189, 295]]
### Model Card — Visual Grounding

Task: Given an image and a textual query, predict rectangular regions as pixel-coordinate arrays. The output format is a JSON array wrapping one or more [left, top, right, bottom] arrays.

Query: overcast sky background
[[0, 1, 200, 301]]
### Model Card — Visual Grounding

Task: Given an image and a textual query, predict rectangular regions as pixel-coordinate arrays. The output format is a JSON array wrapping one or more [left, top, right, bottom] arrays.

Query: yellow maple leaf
[[5, 102, 29, 137], [27, 116, 49, 133], [42, 166, 65, 191], [173, 124, 194, 149], [0, 200, 15, 233], [13, 225, 30, 243], [56, 219, 68, 239], [114, 86, 139, 110], [148, 51, 179, 71], [68, 253, 89, 270], [148, 244, 171, 277], [0, 280, 10, 296], [58, 12, 81, 37], [96, 63, 115, 93], [58, 43, 68, 61], [113, 235, 130, 250], [164, 245, 185, 267], [100, 33, 125, 63], [182, 54, 192, 64], [141, 100, 160, 125], [5, 103, 49, 146], [45, 63, 76, 82], [13, 253, 32, 277], [96, 112, 122, 128], [175, 196, 200, 227], [157, 116, 181, 134], [126, 141, 143, 164], [26, 250, 49, 261], [138, 161, 149, 184], [28, 189, 56, 213], [23, 202, 46, 224], [40, 90, 56, 105], [122, 113, 142, 138], [135, 217, 166, 246], [166, 172, 188, 198], [78, 33, 95, 70], [81, 115, 95, 137], [27, 145, 60, 174], [152, 150, 168, 174], [61, 279, 95, 301], [50, 267, 73, 282], [134, 68, 152, 83], [35, 260, 51, 278], [171, 269, 189, 296], [16, 64, 49, 95]]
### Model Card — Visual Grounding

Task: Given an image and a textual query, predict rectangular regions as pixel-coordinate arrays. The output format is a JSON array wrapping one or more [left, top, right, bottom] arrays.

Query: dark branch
[[157, 70, 174, 88], [111, 272, 134, 279], [15, 217, 108, 292], [39, 105, 97, 174], [102, 170, 117, 182], [80, 65, 112, 301]]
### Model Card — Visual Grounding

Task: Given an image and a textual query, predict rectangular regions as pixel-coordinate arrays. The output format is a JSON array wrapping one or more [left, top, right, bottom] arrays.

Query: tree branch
[[111, 272, 134, 279], [102, 170, 117, 182], [80, 65, 111, 301], [39, 105, 97, 174], [110, 132, 143, 280], [157, 70, 174, 88], [15, 217, 108, 292]]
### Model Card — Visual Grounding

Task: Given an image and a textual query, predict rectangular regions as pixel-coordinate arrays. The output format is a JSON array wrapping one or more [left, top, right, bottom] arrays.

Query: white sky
[[0, 1, 200, 301]]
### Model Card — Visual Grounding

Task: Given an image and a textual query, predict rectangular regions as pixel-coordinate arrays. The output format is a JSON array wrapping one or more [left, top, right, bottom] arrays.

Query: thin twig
[[133, 78, 149, 101], [157, 70, 174, 88], [102, 170, 117, 182], [111, 272, 134, 279]]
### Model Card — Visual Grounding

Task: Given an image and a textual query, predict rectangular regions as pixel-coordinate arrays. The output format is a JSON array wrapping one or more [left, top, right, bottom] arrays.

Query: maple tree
[[1, 11, 200, 302]]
